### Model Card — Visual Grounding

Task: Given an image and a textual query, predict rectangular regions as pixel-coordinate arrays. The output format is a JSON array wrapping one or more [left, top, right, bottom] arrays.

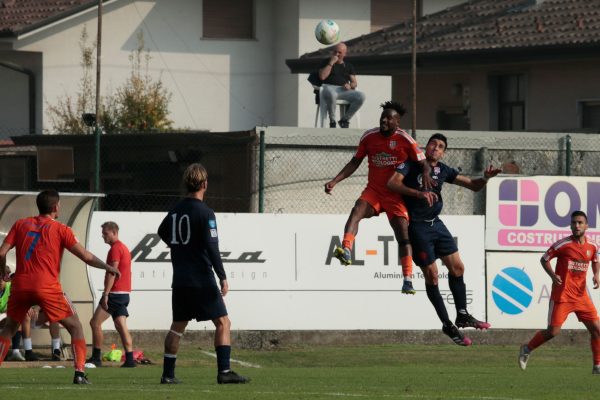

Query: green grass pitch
[[2, 344, 600, 399]]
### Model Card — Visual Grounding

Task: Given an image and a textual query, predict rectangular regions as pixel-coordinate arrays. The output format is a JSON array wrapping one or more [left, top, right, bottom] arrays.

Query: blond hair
[[183, 163, 208, 193]]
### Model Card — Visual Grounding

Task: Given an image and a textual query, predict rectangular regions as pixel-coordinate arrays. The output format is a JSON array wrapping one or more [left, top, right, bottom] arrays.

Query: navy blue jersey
[[158, 197, 226, 288], [396, 160, 459, 221]]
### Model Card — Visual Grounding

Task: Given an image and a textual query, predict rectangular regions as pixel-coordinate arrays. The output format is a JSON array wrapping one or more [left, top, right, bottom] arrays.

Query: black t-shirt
[[320, 59, 356, 86], [396, 160, 459, 221], [158, 197, 226, 288]]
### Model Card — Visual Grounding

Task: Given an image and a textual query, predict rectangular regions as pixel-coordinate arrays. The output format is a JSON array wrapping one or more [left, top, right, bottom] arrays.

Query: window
[[203, 0, 254, 39], [371, 0, 419, 32], [497, 74, 525, 131], [579, 100, 600, 131]]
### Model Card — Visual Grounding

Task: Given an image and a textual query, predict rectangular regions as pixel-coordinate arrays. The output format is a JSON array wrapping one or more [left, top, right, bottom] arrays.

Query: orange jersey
[[355, 127, 425, 193], [107, 240, 132, 293], [542, 235, 598, 302], [4, 216, 78, 292]]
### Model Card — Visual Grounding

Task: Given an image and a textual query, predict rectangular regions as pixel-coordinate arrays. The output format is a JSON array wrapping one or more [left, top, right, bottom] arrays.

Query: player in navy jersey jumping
[[387, 133, 500, 345], [157, 163, 249, 385]]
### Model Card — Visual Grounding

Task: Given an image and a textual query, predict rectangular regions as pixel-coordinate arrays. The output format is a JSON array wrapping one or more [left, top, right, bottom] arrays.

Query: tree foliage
[[46, 28, 173, 134]]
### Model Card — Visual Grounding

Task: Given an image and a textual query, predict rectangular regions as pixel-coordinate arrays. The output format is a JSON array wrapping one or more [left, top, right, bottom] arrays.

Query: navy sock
[[92, 347, 102, 360], [448, 274, 467, 313], [11, 331, 21, 350], [125, 351, 134, 363], [215, 345, 231, 372], [425, 284, 452, 325], [163, 355, 176, 378]]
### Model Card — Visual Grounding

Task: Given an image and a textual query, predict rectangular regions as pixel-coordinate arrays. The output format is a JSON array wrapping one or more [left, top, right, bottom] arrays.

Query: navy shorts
[[172, 285, 228, 322], [409, 219, 458, 268], [100, 293, 130, 319]]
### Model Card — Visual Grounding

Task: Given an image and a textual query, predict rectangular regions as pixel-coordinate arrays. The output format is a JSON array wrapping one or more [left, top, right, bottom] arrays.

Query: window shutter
[[203, 0, 254, 39]]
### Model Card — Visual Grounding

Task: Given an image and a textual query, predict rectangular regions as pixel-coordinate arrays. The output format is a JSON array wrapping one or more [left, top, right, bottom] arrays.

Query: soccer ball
[[314, 19, 340, 45]]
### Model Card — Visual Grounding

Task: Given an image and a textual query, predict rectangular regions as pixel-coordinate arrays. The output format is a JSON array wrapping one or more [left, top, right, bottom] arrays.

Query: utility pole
[[411, 0, 417, 139], [94, 0, 103, 193]]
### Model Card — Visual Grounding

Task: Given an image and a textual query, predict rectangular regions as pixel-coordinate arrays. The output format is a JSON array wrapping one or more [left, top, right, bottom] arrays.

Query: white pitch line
[[199, 350, 262, 368]]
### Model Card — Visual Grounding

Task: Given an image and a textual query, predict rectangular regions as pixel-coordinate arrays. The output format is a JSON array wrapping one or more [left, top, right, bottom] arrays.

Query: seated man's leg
[[321, 85, 341, 126], [49, 322, 62, 360], [337, 89, 365, 124], [0, 317, 22, 363]]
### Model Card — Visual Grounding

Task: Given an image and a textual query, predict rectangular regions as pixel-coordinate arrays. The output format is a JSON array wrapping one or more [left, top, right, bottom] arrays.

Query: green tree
[[46, 28, 173, 134]]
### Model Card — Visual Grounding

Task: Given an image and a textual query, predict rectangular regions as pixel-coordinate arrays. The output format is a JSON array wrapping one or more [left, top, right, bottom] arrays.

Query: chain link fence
[[259, 128, 600, 215], [2, 127, 600, 214]]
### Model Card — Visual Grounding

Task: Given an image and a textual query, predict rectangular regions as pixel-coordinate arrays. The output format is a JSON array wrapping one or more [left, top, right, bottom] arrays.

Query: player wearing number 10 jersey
[[157, 163, 248, 385]]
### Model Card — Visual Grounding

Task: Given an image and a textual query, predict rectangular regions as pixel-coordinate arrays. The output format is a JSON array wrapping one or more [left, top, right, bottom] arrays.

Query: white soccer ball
[[315, 19, 340, 45]]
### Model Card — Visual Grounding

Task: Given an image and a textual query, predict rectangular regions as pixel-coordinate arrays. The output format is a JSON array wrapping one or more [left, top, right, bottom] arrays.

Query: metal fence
[[259, 128, 600, 215], [3, 127, 600, 214]]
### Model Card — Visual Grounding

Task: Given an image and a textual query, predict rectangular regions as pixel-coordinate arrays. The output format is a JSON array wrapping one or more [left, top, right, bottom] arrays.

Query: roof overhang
[[287, 43, 600, 75]]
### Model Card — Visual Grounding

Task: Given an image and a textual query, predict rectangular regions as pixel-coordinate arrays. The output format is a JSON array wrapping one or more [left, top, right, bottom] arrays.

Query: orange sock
[[342, 233, 355, 250], [591, 337, 600, 365], [401, 255, 413, 279], [71, 338, 87, 372], [527, 330, 548, 351], [0, 336, 10, 365]]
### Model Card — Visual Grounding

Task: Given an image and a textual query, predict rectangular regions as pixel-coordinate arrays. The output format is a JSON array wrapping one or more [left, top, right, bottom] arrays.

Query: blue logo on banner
[[491, 267, 533, 315]]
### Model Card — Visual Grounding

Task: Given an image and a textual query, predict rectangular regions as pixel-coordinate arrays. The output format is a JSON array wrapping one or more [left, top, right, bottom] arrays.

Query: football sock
[[591, 337, 600, 365], [23, 337, 32, 351], [72, 338, 87, 372], [11, 331, 21, 350], [0, 336, 11, 364], [163, 354, 177, 378], [342, 232, 355, 250], [527, 331, 548, 351], [216, 345, 231, 372], [125, 351, 134, 364], [401, 256, 413, 280], [448, 274, 467, 312], [52, 338, 61, 351], [425, 284, 452, 326], [91, 347, 102, 360]]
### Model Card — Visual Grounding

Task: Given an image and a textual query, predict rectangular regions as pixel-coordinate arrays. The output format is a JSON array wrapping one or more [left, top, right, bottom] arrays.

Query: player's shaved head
[[36, 189, 60, 214], [183, 163, 208, 193]]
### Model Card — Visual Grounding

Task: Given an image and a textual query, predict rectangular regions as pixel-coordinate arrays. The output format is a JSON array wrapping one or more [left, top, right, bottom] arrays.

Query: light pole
[[94, 0, 103, 193]]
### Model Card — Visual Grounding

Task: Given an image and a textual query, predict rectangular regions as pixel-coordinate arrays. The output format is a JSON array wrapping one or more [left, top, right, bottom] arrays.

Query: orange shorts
[[7, 289, 76, 323], [359, 186, 409, 220], [548, 297, 599, 327]]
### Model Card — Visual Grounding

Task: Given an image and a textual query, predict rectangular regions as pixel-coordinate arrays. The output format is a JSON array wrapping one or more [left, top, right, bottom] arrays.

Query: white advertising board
[[487, 252, 600, 329], [88, 212, 485, 330], [485, 176, 600, 251]]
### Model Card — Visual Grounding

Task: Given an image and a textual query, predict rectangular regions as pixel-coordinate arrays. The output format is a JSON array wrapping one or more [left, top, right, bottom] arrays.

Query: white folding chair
[[313, 85, 360, 128]]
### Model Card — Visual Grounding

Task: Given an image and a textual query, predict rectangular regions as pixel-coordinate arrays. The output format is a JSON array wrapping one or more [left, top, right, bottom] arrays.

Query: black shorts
[[409, 219, 458, 268], [172, 285, 228, 322], [100, 293, 130, 319]]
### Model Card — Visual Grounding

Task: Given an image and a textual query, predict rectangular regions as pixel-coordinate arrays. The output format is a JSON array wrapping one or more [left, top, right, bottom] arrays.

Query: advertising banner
[[485, 176, 600, 251], [88, 213, 485, 330], [487, 252, 600, 329]]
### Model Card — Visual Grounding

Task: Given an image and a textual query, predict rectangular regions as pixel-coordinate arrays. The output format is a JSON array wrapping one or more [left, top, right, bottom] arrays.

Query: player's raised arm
[[325, 157, 362, 194], [452, 165, 502, 192], [68, 243, 121, 278]]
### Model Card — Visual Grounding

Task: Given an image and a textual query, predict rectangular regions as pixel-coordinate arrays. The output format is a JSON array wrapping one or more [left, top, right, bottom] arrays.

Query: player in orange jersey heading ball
[[518, 210, 600, 374], [0, 190, 120, 384], [325, 101, 435, 294]]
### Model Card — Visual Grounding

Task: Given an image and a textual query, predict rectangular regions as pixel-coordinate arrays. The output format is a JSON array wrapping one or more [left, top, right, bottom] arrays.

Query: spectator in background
[[318, 42, 365, 128]]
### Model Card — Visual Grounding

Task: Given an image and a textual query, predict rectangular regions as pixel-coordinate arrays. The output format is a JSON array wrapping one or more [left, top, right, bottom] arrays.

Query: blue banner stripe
[[504, 267, 533, 291], [492, 275, 532, 307], [492, 292, 522, 315]]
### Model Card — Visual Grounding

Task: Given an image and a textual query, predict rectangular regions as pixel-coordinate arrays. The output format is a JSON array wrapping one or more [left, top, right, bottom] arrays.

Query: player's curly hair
[[380, 101, 406, 117]]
